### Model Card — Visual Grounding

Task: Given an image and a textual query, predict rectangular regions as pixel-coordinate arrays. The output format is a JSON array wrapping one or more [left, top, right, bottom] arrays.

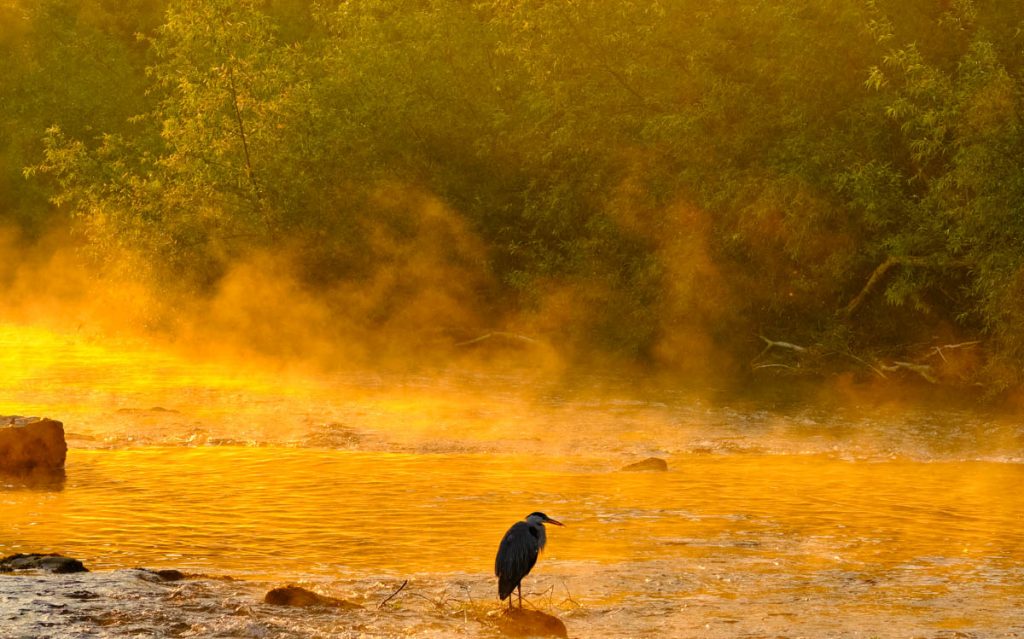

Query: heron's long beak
[[545, 517, 565, 527]]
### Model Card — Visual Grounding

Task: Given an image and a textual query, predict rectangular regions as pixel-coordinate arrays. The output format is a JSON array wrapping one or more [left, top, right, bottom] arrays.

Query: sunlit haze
[[3, 1, 1024, 637]]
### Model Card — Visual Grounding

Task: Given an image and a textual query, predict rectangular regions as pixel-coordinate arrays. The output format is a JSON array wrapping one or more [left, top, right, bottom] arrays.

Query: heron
[[494, 512, 564, 610]]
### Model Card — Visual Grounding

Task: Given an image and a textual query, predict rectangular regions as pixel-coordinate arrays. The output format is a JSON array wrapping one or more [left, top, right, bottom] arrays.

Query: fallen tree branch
[[758, 335, 808, 352], [924, 340, 981, 362], [752, 363, 799, 371], [879, 361, 938, 384], [753, 335, 809, 366]]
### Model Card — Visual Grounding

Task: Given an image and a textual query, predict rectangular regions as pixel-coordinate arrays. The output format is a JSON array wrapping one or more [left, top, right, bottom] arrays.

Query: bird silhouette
[[494, 512, 564, 610]]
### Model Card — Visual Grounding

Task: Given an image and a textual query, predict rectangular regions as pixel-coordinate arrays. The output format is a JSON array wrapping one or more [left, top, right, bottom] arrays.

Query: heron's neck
[[534, 523, 547, 551]]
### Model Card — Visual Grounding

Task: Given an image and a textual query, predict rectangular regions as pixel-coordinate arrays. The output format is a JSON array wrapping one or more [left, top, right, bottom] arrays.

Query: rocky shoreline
[[0, 416, 571, 637], [0, 553, 570, 638]]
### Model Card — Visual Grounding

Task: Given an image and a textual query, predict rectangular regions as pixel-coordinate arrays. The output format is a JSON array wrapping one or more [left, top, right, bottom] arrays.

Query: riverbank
[[0, 553, 573, 639], [5, 541, 1023, 639]]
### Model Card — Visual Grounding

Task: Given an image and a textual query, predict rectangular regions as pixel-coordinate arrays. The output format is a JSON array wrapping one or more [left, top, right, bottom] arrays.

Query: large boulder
[[0, 416, 67, 474]]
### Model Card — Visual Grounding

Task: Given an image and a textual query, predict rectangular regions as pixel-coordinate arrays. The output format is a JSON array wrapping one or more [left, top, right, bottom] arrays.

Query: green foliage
[[0, 0, 155, 233], [864, 3, 1024, 384], [6, 0, 1024, 387]]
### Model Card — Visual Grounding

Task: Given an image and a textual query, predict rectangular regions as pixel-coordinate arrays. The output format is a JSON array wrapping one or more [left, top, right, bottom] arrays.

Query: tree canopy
[[4, 0, 1024, 393]]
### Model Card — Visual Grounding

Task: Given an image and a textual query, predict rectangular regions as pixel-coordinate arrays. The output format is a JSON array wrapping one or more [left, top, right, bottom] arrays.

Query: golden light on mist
[[4, 2, 1024, 636]]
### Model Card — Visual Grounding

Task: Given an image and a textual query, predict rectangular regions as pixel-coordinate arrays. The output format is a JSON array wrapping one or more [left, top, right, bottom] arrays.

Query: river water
[[2, 324, 1023, 637]]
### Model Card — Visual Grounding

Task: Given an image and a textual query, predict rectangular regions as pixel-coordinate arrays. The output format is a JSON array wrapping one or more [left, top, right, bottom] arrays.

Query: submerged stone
[[0, 417, 67, 474], [263, 585, 362, 609], [1, 553, 88, 574], [620, 457, 668, 472]]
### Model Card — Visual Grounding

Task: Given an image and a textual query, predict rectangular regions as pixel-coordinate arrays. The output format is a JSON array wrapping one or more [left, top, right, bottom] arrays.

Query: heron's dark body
[[495, 520, 545, 600]]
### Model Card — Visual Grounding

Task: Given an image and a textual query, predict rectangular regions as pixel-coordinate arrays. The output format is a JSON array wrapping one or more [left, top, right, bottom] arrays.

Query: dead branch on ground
[[757, 335, 807, 355], [455, 332, 537, 347], [752, 336, 811, 372], [752, 363, 799, 371], [879, 361, 938, 384], [923, 341, 981, 362]]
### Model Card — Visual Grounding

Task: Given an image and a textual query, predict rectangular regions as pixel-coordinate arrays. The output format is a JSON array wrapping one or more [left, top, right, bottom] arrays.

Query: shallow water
[[2, 324, 1024, 637]]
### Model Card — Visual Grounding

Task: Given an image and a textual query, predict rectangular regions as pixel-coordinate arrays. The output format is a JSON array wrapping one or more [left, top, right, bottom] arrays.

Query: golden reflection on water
[[4, 322, 1024, 635], [3, 448, 1022, 580]]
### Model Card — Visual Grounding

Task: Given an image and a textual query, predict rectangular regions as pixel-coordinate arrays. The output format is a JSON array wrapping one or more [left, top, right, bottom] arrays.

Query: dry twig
[[377, 580, 408, 609], [559, 579, 581, 610]]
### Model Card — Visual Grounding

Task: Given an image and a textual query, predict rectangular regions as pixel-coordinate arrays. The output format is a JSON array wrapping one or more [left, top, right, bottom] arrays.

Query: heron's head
[[526, 512, 564, 527]]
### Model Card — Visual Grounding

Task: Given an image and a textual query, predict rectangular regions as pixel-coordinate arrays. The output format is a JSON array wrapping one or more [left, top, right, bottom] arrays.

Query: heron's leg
[[517, 584, 522, 609]]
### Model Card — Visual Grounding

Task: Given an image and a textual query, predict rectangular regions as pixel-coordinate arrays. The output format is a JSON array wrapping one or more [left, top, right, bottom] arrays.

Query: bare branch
[[841, 256, 968, 318], [377, 580, 408, 609], [752, 363, 799, 371], [924, 340, 981, 362], [841, 256, 901, 318], [455, 332, 537, 347], [225, 64, 261, 202], [559, 579, 581, 610], [758, 335, 807, 352]]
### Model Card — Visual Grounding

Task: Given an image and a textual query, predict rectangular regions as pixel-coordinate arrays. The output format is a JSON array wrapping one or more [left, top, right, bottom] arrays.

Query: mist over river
[[2, 324, 1024, 638]]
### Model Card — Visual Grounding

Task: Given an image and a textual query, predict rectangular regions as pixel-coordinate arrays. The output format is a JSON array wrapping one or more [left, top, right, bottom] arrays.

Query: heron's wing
[[494, 522, 540, 598]]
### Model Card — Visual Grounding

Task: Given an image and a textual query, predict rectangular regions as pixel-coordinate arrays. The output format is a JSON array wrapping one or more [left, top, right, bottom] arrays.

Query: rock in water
[[620, 457, 668, 472], [153, 569, 186, 582], [134, 568, 187, 582], [1, 553, 88, 574], [0, 417, 67, 474], [264, 585, 362, 609], [494, 609, 569, 638]]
